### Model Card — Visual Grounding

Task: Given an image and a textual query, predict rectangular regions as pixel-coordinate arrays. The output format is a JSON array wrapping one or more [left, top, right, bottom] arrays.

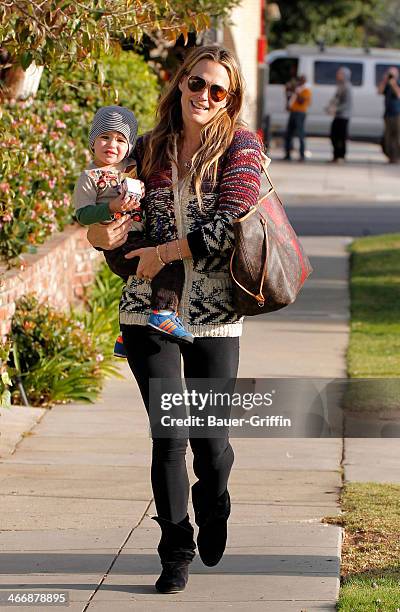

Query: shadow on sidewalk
[[0, 552, 340, 578]]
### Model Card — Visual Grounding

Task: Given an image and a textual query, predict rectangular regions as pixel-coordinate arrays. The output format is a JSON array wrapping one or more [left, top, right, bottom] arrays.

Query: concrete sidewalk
[[268, 136, 400, 202], [0, 233, 347, 611]]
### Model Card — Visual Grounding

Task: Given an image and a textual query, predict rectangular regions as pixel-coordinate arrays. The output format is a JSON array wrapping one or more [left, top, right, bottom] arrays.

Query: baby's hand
[[120, 196, 141, 212], [109, 193, 133, 214]]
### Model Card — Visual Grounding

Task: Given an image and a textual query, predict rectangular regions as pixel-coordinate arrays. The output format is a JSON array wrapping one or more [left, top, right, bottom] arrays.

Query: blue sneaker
[[147, 311, 194, 344], [113, 335, 127, 358]]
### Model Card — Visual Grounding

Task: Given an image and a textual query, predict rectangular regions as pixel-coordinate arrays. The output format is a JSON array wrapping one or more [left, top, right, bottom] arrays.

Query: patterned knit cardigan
[[110, 128, 262, 338]]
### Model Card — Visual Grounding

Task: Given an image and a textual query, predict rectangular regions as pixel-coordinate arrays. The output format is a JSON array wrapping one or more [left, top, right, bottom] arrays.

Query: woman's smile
[[190, 100, 209, 112]]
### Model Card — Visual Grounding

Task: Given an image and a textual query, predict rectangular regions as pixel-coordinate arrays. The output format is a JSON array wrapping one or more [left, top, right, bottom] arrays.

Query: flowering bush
[[0, 99, 91, 263], [10, 294, 119, 407], [0, 51, 160, 264]]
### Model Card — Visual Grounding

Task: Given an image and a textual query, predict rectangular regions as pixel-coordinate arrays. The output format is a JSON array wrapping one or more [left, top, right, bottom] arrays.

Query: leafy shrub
[[10, 294, 119, 407], [81, 262, 124, 356], [0, 51, 159, 264], [0, 99, 91, 263], [6, 262, 124, 407], [38, 51, 160, 134]]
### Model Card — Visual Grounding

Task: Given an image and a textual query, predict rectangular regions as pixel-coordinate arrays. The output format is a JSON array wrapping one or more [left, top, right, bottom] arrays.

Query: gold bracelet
[[176, 238, 183, 261], [155, 245, 166, 266]]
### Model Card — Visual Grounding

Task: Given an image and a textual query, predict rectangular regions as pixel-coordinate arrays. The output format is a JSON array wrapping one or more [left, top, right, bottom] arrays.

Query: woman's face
[[178, 59, 231, 130]]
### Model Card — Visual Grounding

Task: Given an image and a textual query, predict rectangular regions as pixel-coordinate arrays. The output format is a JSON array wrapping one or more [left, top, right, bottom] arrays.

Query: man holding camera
[[378, 67, 400, 164]]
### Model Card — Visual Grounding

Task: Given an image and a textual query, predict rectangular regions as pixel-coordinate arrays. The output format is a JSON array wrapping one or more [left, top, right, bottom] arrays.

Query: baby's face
[[93, 131, 129, 166]]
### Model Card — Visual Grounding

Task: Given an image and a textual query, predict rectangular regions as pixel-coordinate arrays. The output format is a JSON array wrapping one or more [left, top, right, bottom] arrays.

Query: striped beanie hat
[[89, 105, 138, 157]]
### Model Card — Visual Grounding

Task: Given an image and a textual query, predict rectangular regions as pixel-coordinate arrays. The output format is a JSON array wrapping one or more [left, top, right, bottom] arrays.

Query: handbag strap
[[260, 152, 276, 191], [230, 217, 269, 307]]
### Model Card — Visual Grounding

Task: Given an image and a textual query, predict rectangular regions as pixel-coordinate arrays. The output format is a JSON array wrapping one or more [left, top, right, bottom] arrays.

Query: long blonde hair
[[141, 45, 246, 206]]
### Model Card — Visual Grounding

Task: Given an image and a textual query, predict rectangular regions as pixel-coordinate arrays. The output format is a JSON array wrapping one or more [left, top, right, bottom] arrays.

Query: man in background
[[328, 67, 353, 163], [284, 75, 312, 162], [378, 66, 400, 164]]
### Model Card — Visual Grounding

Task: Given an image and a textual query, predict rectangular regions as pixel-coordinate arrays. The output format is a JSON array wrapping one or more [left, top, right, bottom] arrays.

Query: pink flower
[[62, 104, 72, 112], [50, 131, 60, 140], [19, 186, 28, 195], [48, 179, 56, 189], [63, 195, 70, 205], [31, 210, 36, 219], [55, 119, 66, 129], [0, 182, 10, 193], [96, 353, 104, 363], [2, 213, 13, 222]]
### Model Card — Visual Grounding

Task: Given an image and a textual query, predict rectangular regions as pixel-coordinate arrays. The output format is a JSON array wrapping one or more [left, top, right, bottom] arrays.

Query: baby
[[73, 106, 193, 357]]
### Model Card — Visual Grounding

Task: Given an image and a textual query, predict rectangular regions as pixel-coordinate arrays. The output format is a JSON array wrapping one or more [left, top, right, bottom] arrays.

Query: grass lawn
[[325, 483, 400, 612], [345, 234, 400, 413], [347, 233, 400, 379], [331, 234, 400, 611]]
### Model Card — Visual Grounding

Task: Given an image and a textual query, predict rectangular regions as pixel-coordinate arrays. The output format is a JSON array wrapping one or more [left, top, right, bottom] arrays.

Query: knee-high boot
[[151, 514, 196, 593], [191, 481, 231, 567]]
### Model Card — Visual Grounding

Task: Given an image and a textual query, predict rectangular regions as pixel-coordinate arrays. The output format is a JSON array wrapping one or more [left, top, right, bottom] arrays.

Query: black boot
[[152, 514, 196, 594], [192, 482, 231, 567]]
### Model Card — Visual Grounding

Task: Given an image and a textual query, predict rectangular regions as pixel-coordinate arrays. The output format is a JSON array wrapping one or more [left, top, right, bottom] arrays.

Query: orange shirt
[[290, 86, 312, 113]]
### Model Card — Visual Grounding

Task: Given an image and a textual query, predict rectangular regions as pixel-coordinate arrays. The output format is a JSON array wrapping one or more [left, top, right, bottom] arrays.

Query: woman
[[328, 66, 353, 163], [87, 45, 262, 593]]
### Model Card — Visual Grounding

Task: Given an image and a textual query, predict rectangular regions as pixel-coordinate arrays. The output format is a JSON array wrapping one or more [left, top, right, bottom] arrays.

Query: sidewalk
[[268, 137, 400, 202], [6, 137, 397, 610], [0, 235, 346, 612], [268, 138, 400, 488]]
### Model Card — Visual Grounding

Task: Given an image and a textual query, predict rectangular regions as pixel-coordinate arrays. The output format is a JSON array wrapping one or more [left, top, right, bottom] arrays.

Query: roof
[[284, 45, 400, 58]]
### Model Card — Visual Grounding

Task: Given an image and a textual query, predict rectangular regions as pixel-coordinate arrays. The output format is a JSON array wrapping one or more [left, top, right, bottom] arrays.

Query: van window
[[269, 57, 298, 85], [375, 64, 400, 85], [314, 61, 363, 86]]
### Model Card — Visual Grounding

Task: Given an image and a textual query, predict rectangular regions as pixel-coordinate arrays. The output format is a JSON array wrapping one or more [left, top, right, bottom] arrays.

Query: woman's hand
[[125, 246, 164, 280], [86, 216, 132, 250]]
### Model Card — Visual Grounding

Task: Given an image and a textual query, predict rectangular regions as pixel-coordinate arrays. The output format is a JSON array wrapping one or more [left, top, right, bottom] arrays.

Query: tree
[[0, 0, 239, 98], [268, 0, 398, 50]]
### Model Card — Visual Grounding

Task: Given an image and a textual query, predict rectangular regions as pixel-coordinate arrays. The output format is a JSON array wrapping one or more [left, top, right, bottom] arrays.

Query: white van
[[263, 45, 400, 141]]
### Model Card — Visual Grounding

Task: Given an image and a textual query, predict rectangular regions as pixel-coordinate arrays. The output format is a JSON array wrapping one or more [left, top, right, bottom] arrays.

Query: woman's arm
[[180, 130, 262, 259]]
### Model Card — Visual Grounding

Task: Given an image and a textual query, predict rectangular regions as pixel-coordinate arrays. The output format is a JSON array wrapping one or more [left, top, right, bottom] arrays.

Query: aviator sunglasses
[[186, 75, 231, 102]]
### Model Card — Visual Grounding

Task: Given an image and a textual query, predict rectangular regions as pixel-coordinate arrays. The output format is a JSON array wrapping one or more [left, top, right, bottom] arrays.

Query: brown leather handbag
[[230, 154, 313, 316]]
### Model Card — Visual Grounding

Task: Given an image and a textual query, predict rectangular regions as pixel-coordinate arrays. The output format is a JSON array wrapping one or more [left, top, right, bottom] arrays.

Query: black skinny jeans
[[121, 324, 239, 524]]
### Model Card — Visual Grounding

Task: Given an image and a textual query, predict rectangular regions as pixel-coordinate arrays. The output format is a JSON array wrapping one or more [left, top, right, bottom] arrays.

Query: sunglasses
[[187, 75, 231, 103]]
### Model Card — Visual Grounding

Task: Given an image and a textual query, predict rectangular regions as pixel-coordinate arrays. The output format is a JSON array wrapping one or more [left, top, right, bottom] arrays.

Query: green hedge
[[38, 51, 160, 134], [0, 51, 160, 263]]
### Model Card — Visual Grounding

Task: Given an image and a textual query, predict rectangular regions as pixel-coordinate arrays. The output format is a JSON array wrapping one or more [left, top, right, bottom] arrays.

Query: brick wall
[[0, 224, 103, 339]]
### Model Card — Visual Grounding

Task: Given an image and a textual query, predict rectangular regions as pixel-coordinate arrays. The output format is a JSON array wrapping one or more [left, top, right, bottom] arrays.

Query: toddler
[[73, 106, 193, 357]]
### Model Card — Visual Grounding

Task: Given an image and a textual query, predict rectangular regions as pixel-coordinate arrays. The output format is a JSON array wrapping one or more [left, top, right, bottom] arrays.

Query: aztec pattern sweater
[[115, 128, 262, 337]]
